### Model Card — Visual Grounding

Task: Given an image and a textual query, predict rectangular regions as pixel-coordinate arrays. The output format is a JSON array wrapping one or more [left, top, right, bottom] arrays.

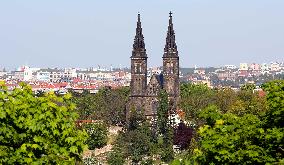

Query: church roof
[[148, 74, 163, 88], [155, 74, 164, 87]]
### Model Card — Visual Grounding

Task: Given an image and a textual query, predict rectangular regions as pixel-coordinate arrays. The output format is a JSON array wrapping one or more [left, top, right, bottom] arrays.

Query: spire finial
[[132, 13, 146, 57], [164, 11, 178, 56], [169, 11, 173, 25]]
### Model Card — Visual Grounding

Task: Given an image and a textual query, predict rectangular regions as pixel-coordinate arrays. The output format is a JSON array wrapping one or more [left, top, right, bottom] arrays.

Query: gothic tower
[[130, 13, 148, 97], [162, 12, 180, 110]]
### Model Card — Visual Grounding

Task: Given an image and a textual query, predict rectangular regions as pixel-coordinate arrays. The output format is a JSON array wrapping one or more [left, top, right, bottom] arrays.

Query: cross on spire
[[138, 12, 140, 22], [164, 11, 178, 56], [132, 13, 147, 57]]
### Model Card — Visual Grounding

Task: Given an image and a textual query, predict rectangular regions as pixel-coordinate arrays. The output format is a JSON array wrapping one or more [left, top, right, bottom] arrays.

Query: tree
[[157, 89, 170, 135], [261, 80, 284, 160], [107, 146, 125, 165], [111, 108, 154, 164], [191, 106, 276, 164], [262, 80, 284, 128], [83, 122, 108, 150], [71, 87, 130, 125], [83, 153, 97, 165], [232, 89, 267, 116], [214, 88, 237, 113], [71, 90, 96, 120], [0, 83, 87, 164], [160, 127, 174, 163], [240, 83, 256, 91], [157, 89, 174, 163], [96, 87, 129, 125], [179, 83, 215, 125], [173, 122, 193, 150], [212, 86, 267, 117], [188, 80, 284, 164]]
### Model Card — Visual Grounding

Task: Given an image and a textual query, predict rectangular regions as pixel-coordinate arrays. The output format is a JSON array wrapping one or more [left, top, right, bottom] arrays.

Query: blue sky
[[0, 0, 283, 69]]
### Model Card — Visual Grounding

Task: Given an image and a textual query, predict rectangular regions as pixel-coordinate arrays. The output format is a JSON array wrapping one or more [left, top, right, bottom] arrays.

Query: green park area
[[0, 80, 283, 164]]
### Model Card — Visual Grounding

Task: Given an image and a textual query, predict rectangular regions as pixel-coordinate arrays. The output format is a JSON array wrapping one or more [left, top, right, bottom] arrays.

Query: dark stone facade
[[127, 12, 180, 118]]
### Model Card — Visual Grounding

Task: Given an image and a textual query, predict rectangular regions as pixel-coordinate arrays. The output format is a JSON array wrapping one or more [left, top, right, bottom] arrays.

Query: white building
[[36, 71, 50, 82], [12, 71, 24, 80], [239, 63, 248, 70], [261, 63, 270, 74], [23, 68, 33, 81], [224, 65, 237, 70], [270, 62, 280, 72]]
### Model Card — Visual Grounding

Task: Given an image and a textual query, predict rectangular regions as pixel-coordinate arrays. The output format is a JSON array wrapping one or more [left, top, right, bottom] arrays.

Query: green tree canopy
[[83, 122, 108, 150], [109, 108, 154, 164], [0, 83, 87, 164], [195, 110, 272, 164], [157, 89, 170, 135], [157, 89, 174, 163], [179, 83, 215, 125], [262, 80, 284, 128], [71, 87, 129, 126], [179, 83, 267, 125], [240, 83, 256, 91], [187, 80, 284, 164]]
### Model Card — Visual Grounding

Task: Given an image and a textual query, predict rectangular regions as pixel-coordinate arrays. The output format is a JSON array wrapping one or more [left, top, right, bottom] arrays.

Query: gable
[[146, 74, 162, 96]]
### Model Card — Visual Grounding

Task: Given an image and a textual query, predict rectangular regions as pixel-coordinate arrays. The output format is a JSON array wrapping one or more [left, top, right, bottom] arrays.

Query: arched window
[[135, 63, 141, 73], [167, 62, 174, 74]]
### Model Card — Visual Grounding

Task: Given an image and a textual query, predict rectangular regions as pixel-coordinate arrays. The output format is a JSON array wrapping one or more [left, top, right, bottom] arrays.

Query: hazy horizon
[[1, 0, 283, 70]]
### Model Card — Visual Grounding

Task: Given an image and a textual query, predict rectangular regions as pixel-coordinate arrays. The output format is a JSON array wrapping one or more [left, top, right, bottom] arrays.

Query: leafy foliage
[[111, 108, 154, 164], [261, 80, 284, 161], [262, 80, 284, 128], [157, 89, 174, 163], [0, 83, 87, 164], [179, 83, 267, 125], [234, 88, 267, 116], [82, 154, 97, 165], [107, 146, 125, 165], [83, 122, 108, 150], [71, 87, 129, 125], [70, 90, 96, 120], [173, 122, 193, 150], [186, 80, 284, 164], [160, 127, 174, 163], [108, 90, 179, 164], [179, 83, 215, 125], [194, 112, 273, 164], [157, 89, 170, 135], [105, 81, 283, 164], [240, 83, 256, 91]]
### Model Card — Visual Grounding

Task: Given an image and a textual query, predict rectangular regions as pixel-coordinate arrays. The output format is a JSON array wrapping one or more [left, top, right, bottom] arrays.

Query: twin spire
[[164, 11, 178, 56], [132, 13, 146, 56], [132, 12, 178, 57]]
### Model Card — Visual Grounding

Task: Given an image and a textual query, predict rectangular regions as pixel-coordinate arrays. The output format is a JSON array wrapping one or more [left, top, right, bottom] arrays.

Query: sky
[[0, 0, 283, 70]]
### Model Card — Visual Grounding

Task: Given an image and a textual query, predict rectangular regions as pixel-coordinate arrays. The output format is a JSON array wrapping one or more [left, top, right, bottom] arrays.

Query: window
[[167, 62, 174, 74], [135, 63, 141, 73]]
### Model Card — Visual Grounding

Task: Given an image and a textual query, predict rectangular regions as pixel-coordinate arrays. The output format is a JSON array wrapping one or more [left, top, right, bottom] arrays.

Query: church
[[127, 12, 180, 119]]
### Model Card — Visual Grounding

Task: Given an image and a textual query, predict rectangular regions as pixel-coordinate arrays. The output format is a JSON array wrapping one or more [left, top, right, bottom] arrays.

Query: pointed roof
[[132, 13, 147, 57], [148, 74, 163, 87], [164, 11, 178, 57], [147, 74, 163, 95]]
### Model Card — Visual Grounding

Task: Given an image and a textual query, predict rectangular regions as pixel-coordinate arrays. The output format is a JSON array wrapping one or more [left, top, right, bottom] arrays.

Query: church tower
[[162, 12, 180, 109], [130, 13, 148, 96]]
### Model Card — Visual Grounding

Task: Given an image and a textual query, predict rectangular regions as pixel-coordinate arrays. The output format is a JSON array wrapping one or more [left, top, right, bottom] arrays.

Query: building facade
[[127, 12, 180, 118]]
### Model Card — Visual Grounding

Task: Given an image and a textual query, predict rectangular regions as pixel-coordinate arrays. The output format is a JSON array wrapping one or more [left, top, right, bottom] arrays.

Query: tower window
[[135, 64, 141, 73], [167, 62, 174, 74]]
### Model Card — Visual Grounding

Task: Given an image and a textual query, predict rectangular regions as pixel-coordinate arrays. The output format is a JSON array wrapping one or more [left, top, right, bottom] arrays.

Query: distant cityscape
[[0, 61, 283, 93]]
